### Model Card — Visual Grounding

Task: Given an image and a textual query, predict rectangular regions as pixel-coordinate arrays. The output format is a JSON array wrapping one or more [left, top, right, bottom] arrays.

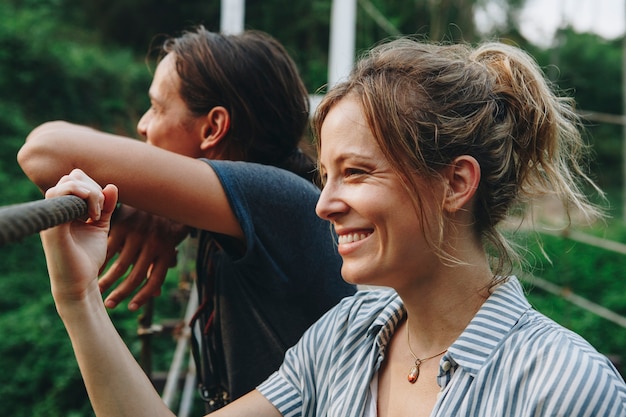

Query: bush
[[518, 229, 626, 360], [0, 3, 167, 416]]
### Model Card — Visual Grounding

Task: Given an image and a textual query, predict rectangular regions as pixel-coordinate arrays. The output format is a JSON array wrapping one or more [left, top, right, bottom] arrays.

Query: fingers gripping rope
[[0, 195, 88, 246]]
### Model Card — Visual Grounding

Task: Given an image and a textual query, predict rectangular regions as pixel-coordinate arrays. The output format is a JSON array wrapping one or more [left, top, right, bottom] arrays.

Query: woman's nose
[[315, 181, 347, 221]]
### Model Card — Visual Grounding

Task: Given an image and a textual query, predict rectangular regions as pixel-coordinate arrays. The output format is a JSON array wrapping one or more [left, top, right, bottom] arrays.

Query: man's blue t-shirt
[[195, 159, 355, 405]]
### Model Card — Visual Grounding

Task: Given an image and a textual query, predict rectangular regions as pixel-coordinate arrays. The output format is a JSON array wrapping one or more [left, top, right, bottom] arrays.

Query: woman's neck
[[397, 263, 493, 353]]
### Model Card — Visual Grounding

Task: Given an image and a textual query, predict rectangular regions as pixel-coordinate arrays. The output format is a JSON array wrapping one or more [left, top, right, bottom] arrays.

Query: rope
[[0, 195, 88, 246]]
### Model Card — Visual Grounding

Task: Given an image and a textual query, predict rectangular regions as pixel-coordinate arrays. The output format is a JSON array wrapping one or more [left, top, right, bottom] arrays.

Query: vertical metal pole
[[139, 298, 155, 380], [221, 0, 245, 35], [328, 0, 357, 88], [622, 4, 626, 222]]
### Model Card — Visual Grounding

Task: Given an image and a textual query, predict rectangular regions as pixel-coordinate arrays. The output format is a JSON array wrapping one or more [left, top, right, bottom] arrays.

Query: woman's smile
[[337, 230, 373, 245], [336, 229, 374, 256]]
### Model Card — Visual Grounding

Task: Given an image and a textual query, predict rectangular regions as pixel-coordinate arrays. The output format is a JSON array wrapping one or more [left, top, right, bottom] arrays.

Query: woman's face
[[136, 53, 206, 157], [316, 97, 438, 288]]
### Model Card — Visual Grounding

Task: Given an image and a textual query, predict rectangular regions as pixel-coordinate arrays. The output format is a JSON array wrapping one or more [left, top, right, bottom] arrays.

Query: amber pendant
[[407, 364, 420, 383]]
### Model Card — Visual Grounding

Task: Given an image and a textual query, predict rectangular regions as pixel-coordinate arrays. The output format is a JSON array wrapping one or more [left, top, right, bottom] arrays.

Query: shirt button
[[441, 361, 452, 372]]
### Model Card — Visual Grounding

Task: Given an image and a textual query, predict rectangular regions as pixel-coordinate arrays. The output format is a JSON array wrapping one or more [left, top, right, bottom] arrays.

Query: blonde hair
[[313, 37, 603, 278]]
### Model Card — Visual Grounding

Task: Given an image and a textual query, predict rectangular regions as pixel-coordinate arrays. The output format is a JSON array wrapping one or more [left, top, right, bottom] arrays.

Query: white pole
[[328, 0, 357, 87], [622, 3, 626, 222], [221, 0, 245, 34]]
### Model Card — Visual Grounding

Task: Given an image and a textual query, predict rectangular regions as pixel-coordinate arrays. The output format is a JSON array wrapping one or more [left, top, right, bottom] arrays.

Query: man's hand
[[99, 205, 191, 311]]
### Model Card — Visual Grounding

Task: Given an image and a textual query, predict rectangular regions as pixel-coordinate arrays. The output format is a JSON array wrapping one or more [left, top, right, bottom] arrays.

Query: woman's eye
[[345, 168, 365, 177]]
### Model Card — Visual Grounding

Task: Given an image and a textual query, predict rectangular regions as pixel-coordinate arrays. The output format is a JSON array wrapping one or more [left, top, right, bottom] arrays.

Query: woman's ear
[[443, 155, 481, 213], [200, 106, 231, 151]]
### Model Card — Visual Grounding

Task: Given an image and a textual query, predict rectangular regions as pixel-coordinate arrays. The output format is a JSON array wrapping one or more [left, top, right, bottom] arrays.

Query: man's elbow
[[17, 145, 48, 191], [18, 121, 67, 190]]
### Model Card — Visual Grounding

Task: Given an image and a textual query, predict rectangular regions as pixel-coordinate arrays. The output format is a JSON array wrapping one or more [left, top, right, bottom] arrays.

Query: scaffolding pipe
[[162, 284, 199, 408], [622, 3, 626, 222], [328, 0, 357, 87], [177, 352, 198, 417], [220, 0, 245, 34]]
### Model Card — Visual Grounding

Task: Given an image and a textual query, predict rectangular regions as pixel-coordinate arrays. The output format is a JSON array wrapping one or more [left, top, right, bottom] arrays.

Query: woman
[[18, 27, 355, 410], [37, 37, 625, 416]]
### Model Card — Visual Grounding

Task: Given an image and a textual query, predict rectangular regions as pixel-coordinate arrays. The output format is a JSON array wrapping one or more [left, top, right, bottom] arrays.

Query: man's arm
[[18, 121, 243, 239]]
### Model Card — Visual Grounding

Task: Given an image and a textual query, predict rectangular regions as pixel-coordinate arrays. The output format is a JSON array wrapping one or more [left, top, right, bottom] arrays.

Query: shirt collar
[[367, 290, 405, 355], [364, 277, 532, 375], [447, 276, 532, 375]]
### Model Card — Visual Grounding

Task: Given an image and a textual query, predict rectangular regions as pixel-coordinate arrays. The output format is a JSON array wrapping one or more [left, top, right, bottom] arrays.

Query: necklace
[[406, 321, 447, 384]]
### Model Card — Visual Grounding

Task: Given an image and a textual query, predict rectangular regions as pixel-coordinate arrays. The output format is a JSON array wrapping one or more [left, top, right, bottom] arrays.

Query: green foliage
[[58, 0, 221, 53], [0, 0, 625, 414], [529, 30, 624, 191], [550, 29, 622, 115], [0, 243, 185, 416], [518, 230, 626, 360], [0, 235, 91, 416], [0, 1, 150, 134], [0, 3, 158, 416], [44, 0, 494, 95], [0, 290, 92, 416]]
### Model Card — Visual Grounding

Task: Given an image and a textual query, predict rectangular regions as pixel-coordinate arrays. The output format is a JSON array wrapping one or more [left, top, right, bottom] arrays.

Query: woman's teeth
[[338, 232, 370, 244]]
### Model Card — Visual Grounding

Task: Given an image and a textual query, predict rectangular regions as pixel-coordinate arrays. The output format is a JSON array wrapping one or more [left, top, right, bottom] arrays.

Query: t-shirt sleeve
[[201, 159, 350, 299], [205, 159, 322, 245]]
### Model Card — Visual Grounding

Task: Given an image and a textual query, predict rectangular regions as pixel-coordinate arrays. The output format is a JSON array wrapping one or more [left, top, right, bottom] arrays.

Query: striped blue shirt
[[257, 277, 626, 416]]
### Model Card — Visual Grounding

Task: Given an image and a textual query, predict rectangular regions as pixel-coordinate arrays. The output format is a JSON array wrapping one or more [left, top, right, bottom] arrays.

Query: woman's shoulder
[[318, 288, 401, 331], [494, 309, 626, 412], [517, 309, 601, 352], [292, 288, 401, 361], [507, 308, 623, 380]]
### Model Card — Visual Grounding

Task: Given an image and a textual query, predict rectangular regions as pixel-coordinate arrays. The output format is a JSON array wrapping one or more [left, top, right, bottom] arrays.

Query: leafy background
[[0, 0, 624, 415]]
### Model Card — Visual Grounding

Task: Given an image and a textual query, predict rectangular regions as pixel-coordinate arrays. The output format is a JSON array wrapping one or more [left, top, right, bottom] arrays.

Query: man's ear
[[443, 155, 481, 213], [200, 106, 231, 151]]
